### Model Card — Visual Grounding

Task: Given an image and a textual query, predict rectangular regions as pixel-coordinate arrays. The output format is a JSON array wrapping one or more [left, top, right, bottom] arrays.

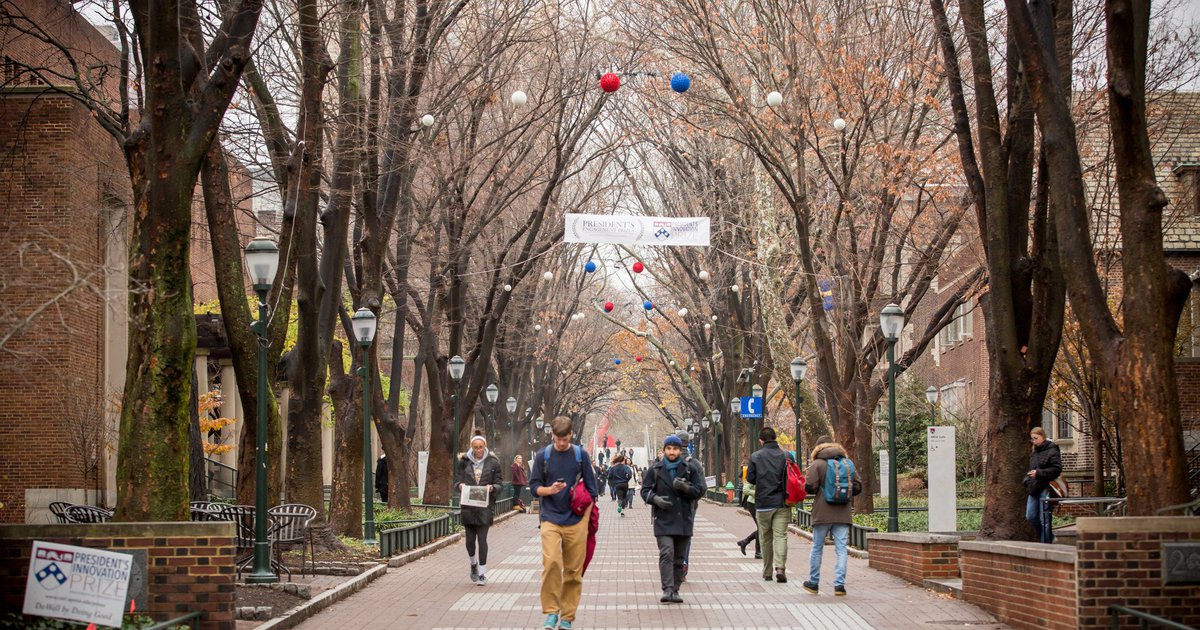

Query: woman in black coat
[[1024, 427, 1063, 543], [456, 433, 503, 585]]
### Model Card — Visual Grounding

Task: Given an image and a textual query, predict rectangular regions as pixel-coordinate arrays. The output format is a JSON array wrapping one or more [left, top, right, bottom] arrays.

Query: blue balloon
[[614, 358, 622, 365], [670, 72, 691, 93], [643, 300, 654, 310], [584, 260, 597, 273]]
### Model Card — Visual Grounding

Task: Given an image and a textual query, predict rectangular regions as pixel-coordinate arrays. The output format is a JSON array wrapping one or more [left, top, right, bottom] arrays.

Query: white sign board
[[927, 426, 957, 532], [878, 450, 890, 499], [417, 451, 429, 503], [564, 214, 711, 247], [705, 475, 717, 489], [24, 541, 133, 628]]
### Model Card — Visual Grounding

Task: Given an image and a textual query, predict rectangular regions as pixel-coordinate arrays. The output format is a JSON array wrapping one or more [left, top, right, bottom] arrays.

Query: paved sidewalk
[[294, 497, 1006, 629]]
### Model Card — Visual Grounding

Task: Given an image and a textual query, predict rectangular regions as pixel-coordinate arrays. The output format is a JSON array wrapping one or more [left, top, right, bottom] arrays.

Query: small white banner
[[418, 451, 429, 503], [705, 475, 717, 489], [24, 541, 133, 628], [565, 214, 710, 247]]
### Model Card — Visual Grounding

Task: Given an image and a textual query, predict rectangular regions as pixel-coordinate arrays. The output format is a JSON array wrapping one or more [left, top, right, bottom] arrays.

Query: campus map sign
[[23, 541, 133, 628], [565, 214, 711, 247]]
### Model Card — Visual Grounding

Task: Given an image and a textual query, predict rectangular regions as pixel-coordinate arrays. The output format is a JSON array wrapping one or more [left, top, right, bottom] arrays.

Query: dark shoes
[[661, 589, 683, 604], [802, 580, 819, 594], [737, 539, 749, 556], [775, 568, 787, 583], [660, 590, 672, 603], [835, 585, 846, 596], [754, 552, 762, 559], [669, 590, 683, 603]]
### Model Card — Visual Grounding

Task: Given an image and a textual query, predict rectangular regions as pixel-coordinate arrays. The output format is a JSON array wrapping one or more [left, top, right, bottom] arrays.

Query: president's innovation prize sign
[[24, 541, 134, 627]]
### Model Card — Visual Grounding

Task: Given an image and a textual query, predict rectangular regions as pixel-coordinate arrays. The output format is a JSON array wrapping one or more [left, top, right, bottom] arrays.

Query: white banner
[[565, 214, 710, 247], [24, 541, 133, 627], [417, 451, 429, 503]]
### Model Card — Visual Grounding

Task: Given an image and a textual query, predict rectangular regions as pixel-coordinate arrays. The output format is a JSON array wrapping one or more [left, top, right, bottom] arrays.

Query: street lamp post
[[925, 387, 939, 425], [710, 409, 721, 481], [701, 414, 711, 465], [751, 384, 764, 446], [243, 238, 280, 584], [790, 357, 808, 464], [506, 396, 517, 471], [730, 397, 741, 489], [353, 307, 379, 545], [485, 383, 499, 441], [880, 303, 906, 533], [448, 355, 466, 506]]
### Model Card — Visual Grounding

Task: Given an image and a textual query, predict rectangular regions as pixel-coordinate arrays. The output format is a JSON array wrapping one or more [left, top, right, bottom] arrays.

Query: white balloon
[[833, 117, 847, 131], [678, 307, 689, 317], [420, 114, 435, 127], [534, 324, 542, 331], [766, 91, 783, 107], [578, 312, 586, 320], [586, 362, 592, 368], [704, 323, 711, 330], [503, 284, 512, 292], [731, 284, 740, 292], [669, 360, 676, 366], [547, 328, 553, 335], [698, 270, 710, 282], [543, 271, 554, 281], [511, 90, 528, 106], [711, 315, 718, 321]]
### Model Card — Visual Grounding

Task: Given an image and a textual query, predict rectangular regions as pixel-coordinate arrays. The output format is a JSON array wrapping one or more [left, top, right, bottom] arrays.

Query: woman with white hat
[[456, 431, 503, 585]]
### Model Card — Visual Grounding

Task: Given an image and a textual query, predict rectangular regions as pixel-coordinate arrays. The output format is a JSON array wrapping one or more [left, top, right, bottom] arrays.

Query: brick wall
[[1075, 517, 1200, 629], [0, 522, 235, 629], [866, 533, 961, 585], [959, 541, 1077, 630]]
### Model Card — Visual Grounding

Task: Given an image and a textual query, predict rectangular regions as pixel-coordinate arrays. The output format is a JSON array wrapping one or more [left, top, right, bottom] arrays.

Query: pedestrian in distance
[[456, 432, 504, 586], [528, 416, 599, 629], [736, 464, 762, 559], [607, 455, 634, 517], [1024, 426, 1063, 543], [374, 453, 389, 503], [511, 454, 529, 513], [801, 436, 862, 596], [596, 463, 608, 497], [746, 427, 791, 583], [640, 434, 706, 604]]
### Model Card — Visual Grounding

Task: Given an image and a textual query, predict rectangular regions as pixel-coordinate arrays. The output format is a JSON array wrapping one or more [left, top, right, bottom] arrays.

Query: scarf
[[664, 457, 682, 479], [466, 441, 489, 484]]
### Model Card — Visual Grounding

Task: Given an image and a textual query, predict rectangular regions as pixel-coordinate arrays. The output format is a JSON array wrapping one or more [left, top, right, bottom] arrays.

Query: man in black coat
[[640, 434, 706, 604], [746, 427, 791, 582]]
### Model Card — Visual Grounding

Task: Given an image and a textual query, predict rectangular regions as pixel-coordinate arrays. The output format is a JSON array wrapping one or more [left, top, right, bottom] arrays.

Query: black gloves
[[672, 476, 691, 493], [651, 496, 673, 510]]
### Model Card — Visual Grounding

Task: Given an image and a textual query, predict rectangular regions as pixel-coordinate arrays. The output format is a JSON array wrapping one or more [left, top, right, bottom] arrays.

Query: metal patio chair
[[268, 503, 317, 577], [63, 505, 112, 523], [48, 501, 74, 524]]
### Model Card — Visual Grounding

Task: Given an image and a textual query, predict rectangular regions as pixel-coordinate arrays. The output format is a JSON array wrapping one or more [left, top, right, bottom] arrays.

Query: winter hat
[[470, 433, 488, 448], [663, 435, 683, 448], [676, 430, 690, 446]]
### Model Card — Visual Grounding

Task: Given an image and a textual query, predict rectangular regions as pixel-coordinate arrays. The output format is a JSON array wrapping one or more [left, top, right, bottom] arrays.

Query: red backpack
[[785, 459, 807, 505]]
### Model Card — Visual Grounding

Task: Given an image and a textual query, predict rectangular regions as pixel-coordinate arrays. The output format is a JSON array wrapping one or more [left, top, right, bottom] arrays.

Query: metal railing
[[1041, 496, 1127, 543], [705, 488, 732, 503], [792, 507, 878, 550], [1109, 604, 1196, 629], [379, 513, 453, 557], [204, 458, 236, 499], [143, 611, 204, 630]]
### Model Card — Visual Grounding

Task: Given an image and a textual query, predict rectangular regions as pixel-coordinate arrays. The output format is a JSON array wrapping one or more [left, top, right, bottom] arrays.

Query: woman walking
[[457, 432, 503, 585], [512, 454, 529, 513], [736, 464, 761, 558]]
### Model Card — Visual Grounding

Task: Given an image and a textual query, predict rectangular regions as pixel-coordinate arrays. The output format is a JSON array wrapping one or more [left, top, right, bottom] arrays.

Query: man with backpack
[[802, 435, 862, 596], [746, 427, 795, 583]]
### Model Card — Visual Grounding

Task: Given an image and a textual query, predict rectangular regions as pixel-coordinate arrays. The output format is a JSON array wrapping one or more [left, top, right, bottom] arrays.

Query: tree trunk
[[189, 370, 207, 502], [327, 342, 363, 537]]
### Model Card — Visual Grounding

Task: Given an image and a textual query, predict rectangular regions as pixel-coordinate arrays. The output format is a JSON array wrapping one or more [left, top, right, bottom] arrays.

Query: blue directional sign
[[740, 396, 763, 419]]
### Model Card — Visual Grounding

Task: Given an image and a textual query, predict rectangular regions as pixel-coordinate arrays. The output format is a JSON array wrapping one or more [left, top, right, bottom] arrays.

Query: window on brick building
[[938, 299, 974, 351], [1178, 290, 1199, 359], [1056, 403, 1074, 440]]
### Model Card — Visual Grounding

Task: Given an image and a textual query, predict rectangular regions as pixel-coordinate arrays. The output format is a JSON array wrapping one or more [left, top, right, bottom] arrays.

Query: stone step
[[923, 577, 963, 599]]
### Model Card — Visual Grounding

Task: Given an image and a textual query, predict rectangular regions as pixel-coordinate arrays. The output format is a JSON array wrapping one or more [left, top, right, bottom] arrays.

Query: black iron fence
[[379, 496, 516, 557], [1109, 605, 1196, 629]]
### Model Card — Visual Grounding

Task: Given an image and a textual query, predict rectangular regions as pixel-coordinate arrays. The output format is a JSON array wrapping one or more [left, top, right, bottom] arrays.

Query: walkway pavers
[[295, 497, 1007, 629]]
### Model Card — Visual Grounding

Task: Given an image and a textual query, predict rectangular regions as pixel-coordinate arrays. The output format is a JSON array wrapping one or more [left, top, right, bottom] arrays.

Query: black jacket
[[746, 441, 789, 510], [608, 463, 633, 487], [456, 453, 504, 526], [1024, 440, 1063, 496], [639, 457, 706, 536]]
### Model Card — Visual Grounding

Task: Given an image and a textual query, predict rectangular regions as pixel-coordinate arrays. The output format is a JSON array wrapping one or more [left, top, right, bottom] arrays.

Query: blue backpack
[[823, 456, 855, 504]]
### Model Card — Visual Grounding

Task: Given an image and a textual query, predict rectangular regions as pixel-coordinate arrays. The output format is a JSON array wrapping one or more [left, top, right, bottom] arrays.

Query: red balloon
[[632, 261, 644, 273], [600, 72, 620, 93], [635, 356, 643, 362], [604, 301, 614, 312]]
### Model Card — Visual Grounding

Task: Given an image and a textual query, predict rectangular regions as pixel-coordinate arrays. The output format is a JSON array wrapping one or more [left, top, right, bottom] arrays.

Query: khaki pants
[[540, 509, 590, 621], [756, 507, 790, 578]]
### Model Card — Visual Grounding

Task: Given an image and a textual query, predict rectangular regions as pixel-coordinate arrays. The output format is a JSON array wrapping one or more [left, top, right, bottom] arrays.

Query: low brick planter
[[959, 540, 1076, 630], [866, 532, 961, 585]]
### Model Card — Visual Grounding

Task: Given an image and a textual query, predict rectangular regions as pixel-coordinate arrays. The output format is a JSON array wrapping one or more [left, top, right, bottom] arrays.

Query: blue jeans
[[1026, 488, 1051, 542], [809, 523, 850, 587]]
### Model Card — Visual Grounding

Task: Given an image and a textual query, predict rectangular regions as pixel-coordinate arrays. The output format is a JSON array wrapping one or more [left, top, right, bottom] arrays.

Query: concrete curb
[[387, 506, 521, 568], [254, 563, 388, 630]]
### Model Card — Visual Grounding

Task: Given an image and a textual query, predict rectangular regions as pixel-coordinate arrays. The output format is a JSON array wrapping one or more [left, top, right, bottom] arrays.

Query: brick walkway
[[294, 497, 1006, 629]]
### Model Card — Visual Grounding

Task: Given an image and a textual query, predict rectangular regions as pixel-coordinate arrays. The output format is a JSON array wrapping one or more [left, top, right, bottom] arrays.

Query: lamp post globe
[[880, 303, 904, 533], [506, 396, 517, 414], [448, 355, 466, 505], [789, 357, 808, 382], [352, 307, 379, 545], [925, 387, 939, 425], [243, 238, 280, 584]]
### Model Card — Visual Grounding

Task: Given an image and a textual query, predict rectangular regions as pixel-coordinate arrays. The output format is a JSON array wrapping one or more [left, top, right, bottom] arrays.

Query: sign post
[[927, 426, 957, 532], [24, 541, 133, 628]]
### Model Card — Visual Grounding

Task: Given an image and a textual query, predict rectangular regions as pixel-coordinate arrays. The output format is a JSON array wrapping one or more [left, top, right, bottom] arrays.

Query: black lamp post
[[353, 307, 378, 545], [751, 384, 764, 447], [506, 396, 517, 467], [880, 302, 906, 533], [730, 397, 741, 488], [710, 409, 721, 479], [243, 238, 280, 584], [790, 357, 808, 464], [485, 383, 499, 441], [448, 355, 466, 505], [925, 387, 939, 425]]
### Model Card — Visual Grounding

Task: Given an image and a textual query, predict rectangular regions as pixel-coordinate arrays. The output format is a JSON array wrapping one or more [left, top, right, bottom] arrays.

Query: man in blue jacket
[[528, 416, 598, 629], [640, 434, 706, 604]]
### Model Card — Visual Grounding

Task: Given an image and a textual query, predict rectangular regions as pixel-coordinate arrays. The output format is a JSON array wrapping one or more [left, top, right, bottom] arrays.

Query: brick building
[[907, 92, 1200, 493]]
